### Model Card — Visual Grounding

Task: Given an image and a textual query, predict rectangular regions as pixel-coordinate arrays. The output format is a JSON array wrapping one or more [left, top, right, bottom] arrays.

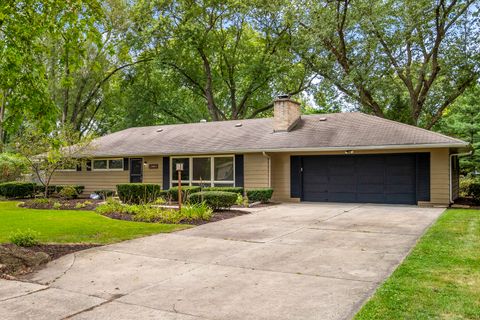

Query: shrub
[[0, 153, 27, 182], [459, 176, 476, 197], [52, 202, 62, 209], [94, 189, 116, 199], [58, 185, 79, 199], [9, 229, 40, 247], [32, 198, 51, 205], [181, 202, 213, 221], [45, 185, 84, 197], [202, 187, 244, 195], [188, 191, 237, 210], [168, 186, 201, 201], [75, 202, 87, 209], [116, 184, 162, 204], [133, 208, 182, 224], [469, 181, 480, 203], [246, 188, 274, 203], [0, 182, 37, 199]]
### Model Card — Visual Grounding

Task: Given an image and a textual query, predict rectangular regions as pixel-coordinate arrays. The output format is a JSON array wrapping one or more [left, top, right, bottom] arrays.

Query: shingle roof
[[87, 112, 468, 157]]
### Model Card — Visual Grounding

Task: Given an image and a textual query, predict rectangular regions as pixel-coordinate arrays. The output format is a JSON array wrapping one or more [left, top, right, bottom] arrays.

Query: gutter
[[262, 152, 272, 188], [449, 151, 473, 204]]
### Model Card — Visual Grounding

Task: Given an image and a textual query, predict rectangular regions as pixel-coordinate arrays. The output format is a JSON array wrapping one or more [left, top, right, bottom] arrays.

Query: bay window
[[171, 156, 235, 187]]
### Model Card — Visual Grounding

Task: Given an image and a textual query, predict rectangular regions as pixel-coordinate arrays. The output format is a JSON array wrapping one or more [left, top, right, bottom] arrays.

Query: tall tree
[[297, 0, 480, 127], [130, 0, 311, 121]]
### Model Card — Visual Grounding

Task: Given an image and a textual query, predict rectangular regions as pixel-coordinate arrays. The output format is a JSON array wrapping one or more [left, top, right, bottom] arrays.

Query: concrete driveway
[[0, 203, 444, 320]]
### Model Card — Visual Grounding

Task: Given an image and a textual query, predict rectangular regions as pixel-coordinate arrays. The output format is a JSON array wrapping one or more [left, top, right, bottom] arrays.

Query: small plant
[[32, 198, 50, 205], [84, 200, 93, 205], [52, 202, 62, 209], [133, 208, 182, 224], [58, 185, 79, 199], [246, 188, 274, 203], [181, 202, 213, 221], [75, 202, 87, 209], [9, 229, 40, 247], [235, 194, 244, 206]]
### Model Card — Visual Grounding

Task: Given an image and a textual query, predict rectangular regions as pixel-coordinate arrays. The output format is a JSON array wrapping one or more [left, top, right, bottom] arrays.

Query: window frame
[[170, 155, 235, 187], [92, 158, 124, 171]]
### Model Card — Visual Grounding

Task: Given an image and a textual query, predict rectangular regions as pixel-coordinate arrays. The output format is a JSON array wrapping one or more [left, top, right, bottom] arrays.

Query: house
[[51, 97, 469, 206]]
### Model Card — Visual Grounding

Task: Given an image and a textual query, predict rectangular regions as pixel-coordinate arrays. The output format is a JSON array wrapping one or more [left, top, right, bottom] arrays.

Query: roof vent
[[156, 128, 163, 132], [235, 123, 242, 127], [200, 119, 207, 123], [318, 117, 327, 121]]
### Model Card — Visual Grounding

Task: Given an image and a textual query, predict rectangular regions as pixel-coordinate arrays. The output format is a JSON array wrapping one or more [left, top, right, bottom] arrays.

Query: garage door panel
[[300, 154, 426, 205]]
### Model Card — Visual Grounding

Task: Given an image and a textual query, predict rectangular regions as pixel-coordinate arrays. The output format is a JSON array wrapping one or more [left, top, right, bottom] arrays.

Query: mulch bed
[[452, 197, 480, 209], [20, 199, 103, 211], [102, 209, 250, 225], [0, 243, 99, 279]]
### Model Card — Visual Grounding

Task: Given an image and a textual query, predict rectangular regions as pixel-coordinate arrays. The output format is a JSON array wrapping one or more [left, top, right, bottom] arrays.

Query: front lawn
[[0, 201, 189, 244], [355, 209, 480, 319]]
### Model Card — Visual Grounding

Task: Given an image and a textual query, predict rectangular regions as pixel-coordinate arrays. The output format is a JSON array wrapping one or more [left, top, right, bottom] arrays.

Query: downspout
[[262, 152, 271, 188], [449, 151, 472, 204]]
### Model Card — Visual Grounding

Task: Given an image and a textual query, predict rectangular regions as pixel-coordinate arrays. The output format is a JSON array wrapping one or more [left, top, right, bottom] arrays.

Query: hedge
[[188, 191, 238, 210], [168, 186, 201, 201], [116, 184, 162, 204], [202, 186, 244, 195], [246, 188, 274, 203], [469, 181, 480, 203], [0, 182, 37, 199]]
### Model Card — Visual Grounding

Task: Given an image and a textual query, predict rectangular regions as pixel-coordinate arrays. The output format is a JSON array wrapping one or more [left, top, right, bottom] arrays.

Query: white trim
[[170, 155, 235, 187], [92, 158, 124, 171]]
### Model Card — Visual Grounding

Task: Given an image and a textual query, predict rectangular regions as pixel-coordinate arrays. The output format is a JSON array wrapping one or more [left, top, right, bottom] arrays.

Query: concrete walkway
[[0, 203, 444, 320]]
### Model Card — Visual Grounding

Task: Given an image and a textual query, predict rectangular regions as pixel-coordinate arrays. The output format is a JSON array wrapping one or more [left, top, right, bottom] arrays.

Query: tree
[[296, 0, 480, 127], [130, 0, 310, 121], [436, 84, 480, 174], [15, 126, 93, 197]]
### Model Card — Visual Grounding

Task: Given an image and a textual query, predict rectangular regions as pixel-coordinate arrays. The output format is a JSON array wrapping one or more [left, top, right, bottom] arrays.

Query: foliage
[[52, 202, 62, 210], [0, 182, 37, 199], [203, 187, 244, 195], [15, 125, 93, 197], [188, 191, 237, 210], [296, 0, 480, 128], [0, 153, 27, 182], [94, 189, 116, 199], [9, 229, 40, 247], [436, 84, 480, 175], [58, 185, 80, 199], [460, 175, 480, 203], [32, 198, 51, 205], [0, 201, 186, 244], [181, 202, 213, 221], [116, 183, 162, 204], [246, 188, 274, 203], [355, 209, 480, 319], [168, 186, 201, 202], [75, 202, 87, 209]]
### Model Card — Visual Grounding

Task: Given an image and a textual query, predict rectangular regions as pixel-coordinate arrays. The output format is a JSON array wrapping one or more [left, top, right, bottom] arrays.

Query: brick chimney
[[273, 95, 301, 132]]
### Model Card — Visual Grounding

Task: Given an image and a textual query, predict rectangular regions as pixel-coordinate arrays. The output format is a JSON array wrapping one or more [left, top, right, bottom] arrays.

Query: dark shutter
[[123, 158, 129, 171], [86, 160, 92, 171], [290, 156, 302, 198], [162, 157, 170, 190], [234, 155, 244, 188], [416, 153, 431, 201], [76, 163, 82, 171]]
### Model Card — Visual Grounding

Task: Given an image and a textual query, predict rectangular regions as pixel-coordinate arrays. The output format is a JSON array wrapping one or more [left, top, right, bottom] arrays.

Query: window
[[171, 156, 235, 187], [58, 162, 77, 172], [93, 158, 123, 171]]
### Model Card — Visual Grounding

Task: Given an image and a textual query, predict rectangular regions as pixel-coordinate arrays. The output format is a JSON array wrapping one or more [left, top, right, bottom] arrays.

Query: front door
[[130, 158, 143, 183]]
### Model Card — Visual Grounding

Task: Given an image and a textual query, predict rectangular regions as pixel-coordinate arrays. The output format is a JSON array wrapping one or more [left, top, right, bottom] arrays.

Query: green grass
[[0, 201, 190, 244], [355, 209, 480, 320]]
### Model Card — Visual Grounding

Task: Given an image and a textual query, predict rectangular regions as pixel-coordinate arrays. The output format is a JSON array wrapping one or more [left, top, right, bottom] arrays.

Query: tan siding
[[143, 156, 163, 185], [269, 148, 452, 205], [244, 153, 269, 189], [50, 171, 129, 194]]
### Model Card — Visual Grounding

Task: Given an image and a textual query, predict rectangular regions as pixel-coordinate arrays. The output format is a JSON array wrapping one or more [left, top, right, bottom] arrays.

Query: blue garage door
[[292, 154, 430, 205]]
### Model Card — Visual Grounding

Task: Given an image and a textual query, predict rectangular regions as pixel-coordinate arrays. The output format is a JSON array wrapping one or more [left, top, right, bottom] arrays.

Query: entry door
[[130, 158, 143, 183]]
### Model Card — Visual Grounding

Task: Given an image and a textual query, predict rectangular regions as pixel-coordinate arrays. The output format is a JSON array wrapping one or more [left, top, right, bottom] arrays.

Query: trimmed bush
[[168, 186, 201, 202], [202, 186, 244, 195], [58, 185, 80, 199], [94, 189, 116, 199], [45, 185, 85, 197], [117, 183, 162, 204], [0, 182, 37, 199], [246, 188, 274, 203], [188, 191, 237, 210]]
